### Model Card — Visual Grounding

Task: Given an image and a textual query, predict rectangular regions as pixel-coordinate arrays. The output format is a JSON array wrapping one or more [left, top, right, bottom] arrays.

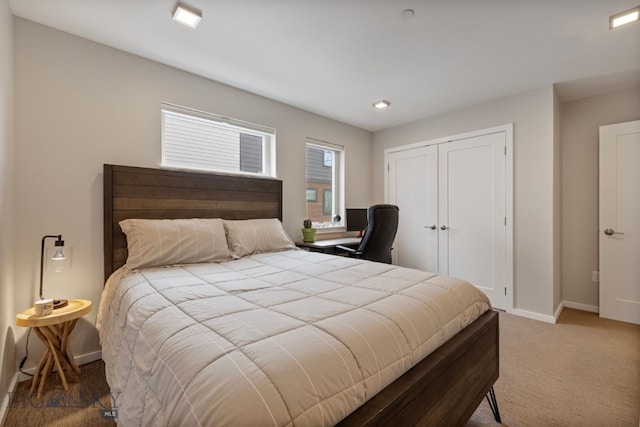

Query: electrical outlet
[[592, 271, 599, 282]]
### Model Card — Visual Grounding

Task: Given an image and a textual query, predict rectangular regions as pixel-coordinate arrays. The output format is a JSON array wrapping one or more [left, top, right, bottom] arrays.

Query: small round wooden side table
[[16, 299, 92, 398]]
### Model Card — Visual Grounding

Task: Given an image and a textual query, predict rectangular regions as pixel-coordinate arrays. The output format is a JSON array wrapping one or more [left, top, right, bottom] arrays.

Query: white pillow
[[119, 218, 231, 269], [224, 218, 296, 258]]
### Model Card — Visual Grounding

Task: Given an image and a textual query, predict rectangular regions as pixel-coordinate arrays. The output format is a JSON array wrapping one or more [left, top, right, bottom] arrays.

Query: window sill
[[314, 226, 346, 235], [161, 164, 277, 180]]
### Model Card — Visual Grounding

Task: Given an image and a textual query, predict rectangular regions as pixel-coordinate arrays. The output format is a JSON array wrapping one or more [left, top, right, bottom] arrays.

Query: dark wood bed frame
[[103, 163, 499, 426]]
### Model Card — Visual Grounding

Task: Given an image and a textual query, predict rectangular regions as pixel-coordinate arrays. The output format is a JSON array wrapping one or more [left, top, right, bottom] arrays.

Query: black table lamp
[[40, 235, 68, 309]]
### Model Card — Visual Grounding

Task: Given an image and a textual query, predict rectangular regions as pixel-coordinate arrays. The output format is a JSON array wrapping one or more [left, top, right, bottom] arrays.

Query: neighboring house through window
[[161, 103, 275, 176], [305, 139, 344, 228]]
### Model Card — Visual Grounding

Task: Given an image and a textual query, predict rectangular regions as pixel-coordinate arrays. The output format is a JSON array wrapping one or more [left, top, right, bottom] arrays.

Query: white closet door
[[438, 133, 506, 309], [388, 146, 438, 271]]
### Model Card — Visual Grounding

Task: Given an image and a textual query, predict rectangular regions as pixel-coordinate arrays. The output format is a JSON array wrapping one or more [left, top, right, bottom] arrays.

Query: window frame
[[305, 138, 345, 231], [161, 102, 276, 177]]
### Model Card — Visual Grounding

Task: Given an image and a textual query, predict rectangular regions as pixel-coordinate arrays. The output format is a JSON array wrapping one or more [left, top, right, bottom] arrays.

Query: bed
[[100, 164, 499, 426]]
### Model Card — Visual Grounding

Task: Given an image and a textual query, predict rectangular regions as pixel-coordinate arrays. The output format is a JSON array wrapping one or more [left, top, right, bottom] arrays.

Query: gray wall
[[553, 88, 563, 311], [0, 0, 15, 417], [373, 86, 560, 320], [12, 18, 373, 370], [373, 83, 640, 319], [561, 86, 640, 311]]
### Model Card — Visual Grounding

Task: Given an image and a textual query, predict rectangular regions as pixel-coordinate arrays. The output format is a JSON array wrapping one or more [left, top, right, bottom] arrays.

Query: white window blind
[[161, 103, 275, 176]]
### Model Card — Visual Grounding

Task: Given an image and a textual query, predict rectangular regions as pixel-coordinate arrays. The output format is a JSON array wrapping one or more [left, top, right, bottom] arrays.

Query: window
[[306, 188, 317, 202], [323, 189, 332, 216], [305, 139, 344, 228], [323, 151, 333, 167], [161, 103, 275, 176]]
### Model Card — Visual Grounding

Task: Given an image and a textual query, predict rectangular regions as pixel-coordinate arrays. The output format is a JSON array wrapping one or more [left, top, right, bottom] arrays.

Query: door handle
[[604, 228, 624, 236], [424, 225, 436, 230], [440, 225, 449, 230]]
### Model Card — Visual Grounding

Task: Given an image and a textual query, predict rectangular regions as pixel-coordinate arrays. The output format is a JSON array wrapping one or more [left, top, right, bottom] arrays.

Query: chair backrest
[[357, 204, 399, 264]]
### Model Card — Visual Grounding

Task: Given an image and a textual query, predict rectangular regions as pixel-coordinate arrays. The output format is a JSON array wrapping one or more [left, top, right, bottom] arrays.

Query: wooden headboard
[[103, 164, 283, 281]]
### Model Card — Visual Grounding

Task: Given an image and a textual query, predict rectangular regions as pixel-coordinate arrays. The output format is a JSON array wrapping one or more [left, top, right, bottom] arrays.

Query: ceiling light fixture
[[373, 100, 391, 109], [172, 2, 202, 28], [609, 6, 640, 29]]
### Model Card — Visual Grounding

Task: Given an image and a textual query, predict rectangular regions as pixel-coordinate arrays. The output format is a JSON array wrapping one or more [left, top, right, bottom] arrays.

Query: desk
[[296, 237, 361, 254]]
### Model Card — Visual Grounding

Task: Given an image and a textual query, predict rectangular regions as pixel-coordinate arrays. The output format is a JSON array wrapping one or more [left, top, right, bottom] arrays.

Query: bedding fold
[[98, 250, 490, 426]]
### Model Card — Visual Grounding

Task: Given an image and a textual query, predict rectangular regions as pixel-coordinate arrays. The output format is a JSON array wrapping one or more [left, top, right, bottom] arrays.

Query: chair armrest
[[335, 245, 363, 258]]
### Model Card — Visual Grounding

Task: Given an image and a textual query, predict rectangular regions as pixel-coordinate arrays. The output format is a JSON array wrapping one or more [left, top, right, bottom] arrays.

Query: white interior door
[[438, 133, 506, 309], [388, 146, 438, 271], [599, 120, 640, 325]]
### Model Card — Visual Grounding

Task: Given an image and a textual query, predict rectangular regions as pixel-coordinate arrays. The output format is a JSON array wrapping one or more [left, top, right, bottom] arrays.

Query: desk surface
[[297, 237, 361, 249]]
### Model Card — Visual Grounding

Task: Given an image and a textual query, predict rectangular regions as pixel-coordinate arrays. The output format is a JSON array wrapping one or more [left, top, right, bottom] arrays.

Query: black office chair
[[337, 204, 399, 264]]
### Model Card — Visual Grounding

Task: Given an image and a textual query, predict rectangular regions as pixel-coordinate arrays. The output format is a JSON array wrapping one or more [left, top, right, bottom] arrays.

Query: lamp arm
[[39, 235, 62, 300]]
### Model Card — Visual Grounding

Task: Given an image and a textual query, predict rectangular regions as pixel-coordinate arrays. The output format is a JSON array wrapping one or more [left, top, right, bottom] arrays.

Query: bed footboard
[[338, 309, 499, 427]]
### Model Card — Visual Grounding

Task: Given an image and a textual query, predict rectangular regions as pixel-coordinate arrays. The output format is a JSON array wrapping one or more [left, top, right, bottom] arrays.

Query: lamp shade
[[39, 235, 68, 309]]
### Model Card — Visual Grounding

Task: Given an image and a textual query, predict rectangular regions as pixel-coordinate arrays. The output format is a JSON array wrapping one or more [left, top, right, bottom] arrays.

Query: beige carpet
[[467, 308, 640, 427], [3, 308, 639, 426], [3, 360, 115, 427]]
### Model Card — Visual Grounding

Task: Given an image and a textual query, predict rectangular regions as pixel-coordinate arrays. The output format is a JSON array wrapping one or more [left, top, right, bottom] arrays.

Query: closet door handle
[[424, 225, 437, 230], [604, 228, 624, 236], [440, 225, 449, 230]]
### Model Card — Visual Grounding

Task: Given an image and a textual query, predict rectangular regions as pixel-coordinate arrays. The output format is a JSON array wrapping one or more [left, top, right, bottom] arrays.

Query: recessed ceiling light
[[373, 100, 391, 109], [609, 6, 640, 29], [172, 2, 202, 28]]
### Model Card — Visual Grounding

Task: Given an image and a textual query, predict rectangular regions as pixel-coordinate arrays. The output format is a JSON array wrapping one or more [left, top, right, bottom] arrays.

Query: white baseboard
[[553, 301, 565, 323], [509, 301, 600, 324], [563, 301, 599, 313], [0, 371, 21, 425], [508, 308, 558, 324], [75, 349, 102, 368], [16, 349, 102, 383]]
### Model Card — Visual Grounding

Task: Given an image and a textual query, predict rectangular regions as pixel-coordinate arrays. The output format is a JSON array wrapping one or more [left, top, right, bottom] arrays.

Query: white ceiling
[[8, 0, 640, 131]]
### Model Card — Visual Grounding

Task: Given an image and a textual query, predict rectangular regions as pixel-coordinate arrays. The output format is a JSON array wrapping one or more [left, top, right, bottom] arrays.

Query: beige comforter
[[97, 250, 490, 426]]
